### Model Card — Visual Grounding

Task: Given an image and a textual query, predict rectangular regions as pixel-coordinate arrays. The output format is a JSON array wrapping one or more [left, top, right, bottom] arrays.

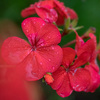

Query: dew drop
[[50, 9, 53, 12], [52, 67, 55, 70], [52, 47, 55, 50], [74, 68, 77, 73], [60, 93, 64, 97], [41, 43, 44, 46], [48, 59, 51, 61], [26, 30, 29, 32], [40, 62, 42, 65], [37, 5, 40, 8], [23, 23, 26, 25], [76, 85, 79, 88], [65, 9, 68, 12], [44, 18, 49, 23], [42, 23, 45, 26]]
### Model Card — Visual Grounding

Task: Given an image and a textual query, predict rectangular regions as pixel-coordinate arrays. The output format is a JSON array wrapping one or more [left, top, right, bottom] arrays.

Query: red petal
[[89, 33, 96, 48], [77, 39, 95, 57], [75, 33, 84, 52], [66, 7, 78, 19], [22, 17, 61, 47], [69, 68, 91, 91], [36, 23, 61, 47], [54, 0, 78, 20], [56, 72, 73, 98], [37, 45, 63, 73], [89, 33, 97, 63], [21, 17, 46, 37], [35, 7, 58, 23], [54, 0, 66, 25], [56, 14, 65, 25], [19, 51, 45, 81], [21, 4, 36, 18], [54, 0, 68, 17], [51, 67, 66, 90], [89, 51, 97, 63], [21, 45, 63, 81], [85, 65, 100, 92], [1, 37, 32, 65], [90, 62, 99, 73], [62, 47, 75, 68], [37, 0, 54, 8], [72, 52, 90, 69]]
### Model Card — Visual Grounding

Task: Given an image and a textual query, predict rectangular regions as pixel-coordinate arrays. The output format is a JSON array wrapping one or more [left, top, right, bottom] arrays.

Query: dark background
[[0, 0, 100, 100]]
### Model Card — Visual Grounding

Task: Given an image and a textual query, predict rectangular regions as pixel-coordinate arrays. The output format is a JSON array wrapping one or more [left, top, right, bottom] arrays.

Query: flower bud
[[44, 73, 54, 84]]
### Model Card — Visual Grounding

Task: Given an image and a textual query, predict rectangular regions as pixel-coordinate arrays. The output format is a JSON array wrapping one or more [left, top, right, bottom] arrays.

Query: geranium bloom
[[21, 0, 78, 25], [1, 17, 63, 81], [75, 33, 100, 92], [21, 0, 58, 23], [50, 47, 91, 98], [53, 0, 78, 25]]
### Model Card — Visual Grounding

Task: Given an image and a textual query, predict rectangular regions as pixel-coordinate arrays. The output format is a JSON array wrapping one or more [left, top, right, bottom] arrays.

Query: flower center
[[28, 34, 37, 51]]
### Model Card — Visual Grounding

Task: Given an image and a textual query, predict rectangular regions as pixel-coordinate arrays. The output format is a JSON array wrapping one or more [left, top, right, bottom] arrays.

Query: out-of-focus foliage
[[0, 0, 100, 100]]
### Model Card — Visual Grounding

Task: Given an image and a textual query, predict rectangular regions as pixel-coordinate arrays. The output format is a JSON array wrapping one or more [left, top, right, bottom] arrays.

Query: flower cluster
[[1, 0, 100, 98]]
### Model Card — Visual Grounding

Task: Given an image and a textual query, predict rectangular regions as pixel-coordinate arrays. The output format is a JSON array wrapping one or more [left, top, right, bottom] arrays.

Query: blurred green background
[[0, 0, 100, 100]]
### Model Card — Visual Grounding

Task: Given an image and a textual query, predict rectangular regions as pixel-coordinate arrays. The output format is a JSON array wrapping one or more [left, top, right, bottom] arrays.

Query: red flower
[[54, 0, 78, 25], [84, 64, 100, 92], [1, 17, 63, 81], [21, 0, 78, 25], [50, 47, 91, 98], [21, 1, 58, 23], [75, 33, 100, 92]]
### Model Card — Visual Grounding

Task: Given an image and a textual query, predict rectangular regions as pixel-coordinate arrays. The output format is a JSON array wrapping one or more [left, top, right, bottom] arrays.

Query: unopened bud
[[44, 73, 54, 84]]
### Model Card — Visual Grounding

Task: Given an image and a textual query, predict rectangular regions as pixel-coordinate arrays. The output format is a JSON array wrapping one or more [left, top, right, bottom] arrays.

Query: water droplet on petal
[[40, 62, 42, 65], [76, 85, 79, 88], [48, 59, 51, 61], [26, 30, 29, 32], [44, 18, 50, 23], [52, 47, 55, 50], [74, 68, 77, 73], [37, 5, 40, 8], [23, 23, 26, 25], [52, 67, 55, 70], [60, 93, 64, 97], [41, 43, 44, 46]]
